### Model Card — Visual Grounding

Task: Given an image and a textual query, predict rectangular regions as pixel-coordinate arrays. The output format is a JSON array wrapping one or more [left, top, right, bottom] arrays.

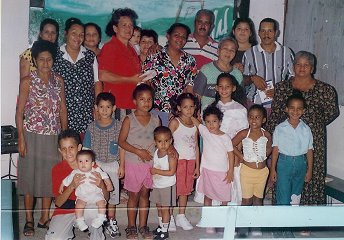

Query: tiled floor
[[13, 192, 344, 239]]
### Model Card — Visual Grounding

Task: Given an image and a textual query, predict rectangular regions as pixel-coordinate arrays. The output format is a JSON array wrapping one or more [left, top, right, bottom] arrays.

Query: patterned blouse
[[143, 46, 197, 112], [20, 48, 36, 72], [24, 71, 62, 135], [53, 45, 97, 133]]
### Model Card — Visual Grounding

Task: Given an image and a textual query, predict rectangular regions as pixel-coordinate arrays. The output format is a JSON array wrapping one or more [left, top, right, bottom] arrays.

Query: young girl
[[191, 106, 234, 234], [169, 93, 200, 231], [118, 84, 160, 239], [232, 105, 272, 205]]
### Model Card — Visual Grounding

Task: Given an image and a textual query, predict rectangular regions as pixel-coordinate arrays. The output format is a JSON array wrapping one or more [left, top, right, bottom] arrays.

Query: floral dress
[[143, 46, 197, 112], [53, 46, 96, 133], [266, 78, 339, 205]]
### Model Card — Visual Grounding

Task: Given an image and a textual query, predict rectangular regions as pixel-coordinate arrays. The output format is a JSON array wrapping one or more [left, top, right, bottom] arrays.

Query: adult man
[[183, 9, 218, 68], [243, 18, 294, 110]]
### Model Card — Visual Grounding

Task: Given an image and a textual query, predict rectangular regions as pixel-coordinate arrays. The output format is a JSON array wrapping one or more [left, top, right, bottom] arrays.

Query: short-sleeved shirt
[[83, 119, 121, 163], [183, 34, 218, 69], [272, 119, 313, 156], [98, 36, 141, 109], [198, 124, 233, 172], [193, 61, 243, 111], [51, 160, 76, 217], [243, 42, 294, 105], [20, 48, 36, 72], [143, 47, 197, 112]]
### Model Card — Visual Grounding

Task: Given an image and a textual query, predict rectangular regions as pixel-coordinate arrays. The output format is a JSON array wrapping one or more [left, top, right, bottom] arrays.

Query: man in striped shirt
[[243, 18, 294, 110], [183, 9, 219, 69]]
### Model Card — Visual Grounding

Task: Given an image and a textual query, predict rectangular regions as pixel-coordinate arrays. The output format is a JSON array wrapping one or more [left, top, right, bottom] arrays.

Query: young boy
[[270, 93, 313, 205], [150, 126, 178, 240], [83, 92, 124, 238], [60, 150, 113, 231], [46, 129, 107, 240]]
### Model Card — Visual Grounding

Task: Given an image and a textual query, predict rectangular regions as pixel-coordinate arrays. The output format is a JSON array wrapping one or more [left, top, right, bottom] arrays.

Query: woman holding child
[[267, 51, 339, 205]]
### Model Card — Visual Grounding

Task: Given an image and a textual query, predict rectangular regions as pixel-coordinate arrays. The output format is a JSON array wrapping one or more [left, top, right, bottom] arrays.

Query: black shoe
[[154, 229, 169, 240], [153, 226, 161, 235]]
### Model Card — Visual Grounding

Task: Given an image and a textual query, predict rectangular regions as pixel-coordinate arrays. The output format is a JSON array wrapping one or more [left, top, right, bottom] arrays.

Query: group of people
[[15, 6, 339, 240]]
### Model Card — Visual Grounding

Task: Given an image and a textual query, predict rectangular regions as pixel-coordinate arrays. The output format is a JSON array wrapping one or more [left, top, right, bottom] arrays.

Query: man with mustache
[[183, 9, 218, 69], [242, 18, 294, 113]]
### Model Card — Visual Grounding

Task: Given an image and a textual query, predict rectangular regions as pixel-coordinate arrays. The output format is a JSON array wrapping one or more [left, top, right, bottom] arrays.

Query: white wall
[[1, 1, 29, 177]]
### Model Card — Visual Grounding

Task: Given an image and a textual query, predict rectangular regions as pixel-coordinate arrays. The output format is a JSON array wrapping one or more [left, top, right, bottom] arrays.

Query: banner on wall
[[28, 0, 248, 45]]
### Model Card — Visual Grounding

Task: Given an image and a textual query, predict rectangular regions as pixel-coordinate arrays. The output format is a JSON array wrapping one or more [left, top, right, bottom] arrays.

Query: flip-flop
[[37, 219, 51, 229], [23, 221, 35, 236]]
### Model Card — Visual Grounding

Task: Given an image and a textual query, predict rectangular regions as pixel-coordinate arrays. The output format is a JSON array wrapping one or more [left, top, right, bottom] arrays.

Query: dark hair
[[212, 73, 247, 107], [140, 29, 158, 44], [286, 92, 307, 109], [133, 26, 142, 33], [96, 92, 115, 106], [38, 18, 60, 46], [65, 17, 83, 32], [132, 83, 154, 99], [195, 9, 215, 26], [154, 126, 172, 139], [58, 129, 81, 147], [230, 17, 258, 46], [202, 105, 223, 122], [166, 23, 191, 37], [84, 22, 102, 46], [171, 93, 199, 117], [31, 40, 57, 63], [248, 104, 267, 120], [259, 18, 278, 32], [77, 149, 96, 162], [105, 8, 138, 37]]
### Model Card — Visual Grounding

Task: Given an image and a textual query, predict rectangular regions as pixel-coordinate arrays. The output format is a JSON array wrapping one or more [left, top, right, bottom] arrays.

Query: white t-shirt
[[172, 118, 197, 160], [198, 124, 233, 172], [152, 150, 176, 188]]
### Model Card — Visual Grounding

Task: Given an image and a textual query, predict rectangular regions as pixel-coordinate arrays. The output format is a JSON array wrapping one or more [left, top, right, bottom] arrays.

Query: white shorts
[[96, 161, 120, 205]]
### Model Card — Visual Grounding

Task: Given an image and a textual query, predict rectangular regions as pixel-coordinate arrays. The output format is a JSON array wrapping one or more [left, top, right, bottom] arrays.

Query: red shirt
[[98, 36, 141, 109], [51, 160, 76, 217]]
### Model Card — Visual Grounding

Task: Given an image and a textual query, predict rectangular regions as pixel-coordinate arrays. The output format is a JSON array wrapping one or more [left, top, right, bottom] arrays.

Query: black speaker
[[1, 125, 18, 154]]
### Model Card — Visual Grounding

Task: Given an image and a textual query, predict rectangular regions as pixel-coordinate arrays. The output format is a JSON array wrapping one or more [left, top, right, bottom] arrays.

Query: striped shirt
[[243, 42, 294, 104], [183, 34, 218, 69]]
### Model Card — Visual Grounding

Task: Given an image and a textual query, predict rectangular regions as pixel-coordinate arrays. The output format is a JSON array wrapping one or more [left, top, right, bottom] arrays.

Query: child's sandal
[[125, 226, 138, 239], [138, 226, 153, 239]]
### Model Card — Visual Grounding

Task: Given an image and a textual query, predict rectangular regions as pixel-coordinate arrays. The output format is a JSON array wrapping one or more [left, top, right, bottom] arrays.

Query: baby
[[59, 149, 113, 231]]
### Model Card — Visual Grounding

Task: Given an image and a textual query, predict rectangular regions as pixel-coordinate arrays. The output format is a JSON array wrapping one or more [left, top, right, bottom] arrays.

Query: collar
[[188, 33, 216, 44], [257, 41, 281, 53], [281, 119, 305, 128], [60, 44, 87, 63]]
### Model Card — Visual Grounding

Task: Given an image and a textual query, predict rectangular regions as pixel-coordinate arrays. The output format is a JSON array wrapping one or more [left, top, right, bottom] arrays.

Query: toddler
[[130, 26, 142, 55]]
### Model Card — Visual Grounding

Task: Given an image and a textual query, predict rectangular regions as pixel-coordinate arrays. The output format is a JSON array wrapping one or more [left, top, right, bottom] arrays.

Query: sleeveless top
[[242, 128, 268, 167], [124, 112, 160, 164], [152, 150, 176, 188], [24, 71, 62, 135], [53, 47, 96, 133], [20, 48, 36, 72], [173, 118, 197, 160]]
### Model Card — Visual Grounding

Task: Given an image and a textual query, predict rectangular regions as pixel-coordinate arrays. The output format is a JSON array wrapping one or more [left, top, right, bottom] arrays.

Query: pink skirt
[[197, 167, 231, 202]]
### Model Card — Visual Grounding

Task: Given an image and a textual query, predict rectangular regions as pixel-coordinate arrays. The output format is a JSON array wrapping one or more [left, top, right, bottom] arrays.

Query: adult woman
[[53, 18, 102, 135], [16, 40, 67, 236], [98, 8, 143, 119], [193, 37, 243, 112], [139, 29, 158, 64], [20, 18, 59, 79], [83, 22, 102, 56], [143, 23, 197, 126], [229, 17, 257, 72], [267, 51, 339, 205]]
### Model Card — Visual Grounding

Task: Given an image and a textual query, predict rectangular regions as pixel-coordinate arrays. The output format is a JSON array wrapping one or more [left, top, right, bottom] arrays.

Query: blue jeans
[[276, 153, 307, 205]]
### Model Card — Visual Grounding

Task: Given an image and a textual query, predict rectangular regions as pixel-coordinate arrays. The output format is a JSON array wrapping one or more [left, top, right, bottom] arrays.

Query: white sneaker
[[75, 217, 88, 231], [250, 229, 263, 236], [91, 214, 106, 229], [175, 214, 193, 230], [168, 215, 177, 232]]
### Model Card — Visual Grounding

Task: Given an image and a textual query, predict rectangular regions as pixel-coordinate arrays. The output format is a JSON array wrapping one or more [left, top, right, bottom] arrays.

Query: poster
[[29, 0, 237, 45]]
